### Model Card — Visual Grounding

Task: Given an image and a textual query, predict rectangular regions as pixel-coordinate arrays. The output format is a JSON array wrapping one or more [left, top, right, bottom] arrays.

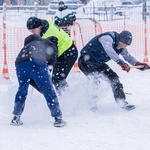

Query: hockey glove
[[116, 59, 130, 72], [135, 62, 149, 71]]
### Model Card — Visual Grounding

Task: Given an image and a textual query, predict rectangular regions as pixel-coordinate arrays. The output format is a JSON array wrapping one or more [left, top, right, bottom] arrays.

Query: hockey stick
[[131, 65, 150, 69]]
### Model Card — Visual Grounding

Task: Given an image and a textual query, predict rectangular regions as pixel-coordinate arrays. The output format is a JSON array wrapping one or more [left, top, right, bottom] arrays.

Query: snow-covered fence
[[0, 2, 50, 22], [0, 3, 150, 80], [0, 18, 102, 80], [1, 19, 150, 81], [0, 3, 149, 22]]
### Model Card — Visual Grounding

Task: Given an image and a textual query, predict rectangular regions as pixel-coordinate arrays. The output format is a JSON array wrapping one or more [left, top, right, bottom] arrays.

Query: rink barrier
[[144, 19, 149, 63], [2, 11, 10, 80], [89, 18, 103, 36], [72, 21, 77, 46], [72, 19, 102, 73], [72, 21, 80, 73], [1, 19, 150, 80], [2, 63, 9, 80]]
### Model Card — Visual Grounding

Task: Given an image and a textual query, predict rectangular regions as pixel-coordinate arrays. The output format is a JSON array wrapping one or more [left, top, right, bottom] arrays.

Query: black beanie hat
[[27, 17, 41, 29], [59, 1, 64, 5], [24, 34, 41, 46], [119, 30, 132, 45]]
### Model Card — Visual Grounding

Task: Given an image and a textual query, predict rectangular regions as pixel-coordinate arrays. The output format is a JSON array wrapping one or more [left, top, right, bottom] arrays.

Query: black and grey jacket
[[15, 37, 57, 67], [80, 31, 138, 65]]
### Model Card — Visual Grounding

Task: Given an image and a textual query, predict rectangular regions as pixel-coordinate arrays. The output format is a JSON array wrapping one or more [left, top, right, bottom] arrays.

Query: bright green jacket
[[42, 20, 73, 57]]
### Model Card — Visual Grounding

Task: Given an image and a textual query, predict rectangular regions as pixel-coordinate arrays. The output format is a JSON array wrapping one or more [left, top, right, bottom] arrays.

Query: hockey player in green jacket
[[27, 16, 78, 94]]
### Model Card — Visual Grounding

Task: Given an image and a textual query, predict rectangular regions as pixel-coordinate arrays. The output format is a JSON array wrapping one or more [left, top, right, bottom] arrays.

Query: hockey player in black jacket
[[78, 30, 149, 111], [11, 34, 66, 127]]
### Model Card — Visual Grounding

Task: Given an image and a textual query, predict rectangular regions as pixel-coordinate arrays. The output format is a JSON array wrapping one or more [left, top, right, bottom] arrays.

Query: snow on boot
[[10, 115, 23, 126], [117, 100, 135, 111], [54, 117, 66, 127]]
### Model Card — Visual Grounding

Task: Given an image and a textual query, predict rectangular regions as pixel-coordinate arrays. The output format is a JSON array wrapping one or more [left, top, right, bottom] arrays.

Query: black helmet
[[24, 34, 41, 46], [119, 30, 132, 45], [27, 17, 41, 29]]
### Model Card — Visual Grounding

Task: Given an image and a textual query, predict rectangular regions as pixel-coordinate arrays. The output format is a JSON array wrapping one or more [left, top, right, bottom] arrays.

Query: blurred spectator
[[54, 1, 76, 27]]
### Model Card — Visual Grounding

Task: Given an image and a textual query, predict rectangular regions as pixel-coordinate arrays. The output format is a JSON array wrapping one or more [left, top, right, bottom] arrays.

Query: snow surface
[[0, 1, 150, 149], [0, 68, 150, 150]]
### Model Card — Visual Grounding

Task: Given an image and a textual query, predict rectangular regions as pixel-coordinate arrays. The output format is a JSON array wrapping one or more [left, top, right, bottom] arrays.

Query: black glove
[[116, 59, 130, 72], [47, 36, 58, 46], [135, 62, 149, 71]]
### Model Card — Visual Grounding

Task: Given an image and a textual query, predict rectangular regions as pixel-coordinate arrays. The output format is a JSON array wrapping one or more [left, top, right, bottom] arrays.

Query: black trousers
[[78, 56, 126, 101], [52, 43, 78, 91]]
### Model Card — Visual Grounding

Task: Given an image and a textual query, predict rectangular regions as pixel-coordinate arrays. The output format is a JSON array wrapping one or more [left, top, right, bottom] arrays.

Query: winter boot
[[10, 115, 23, 126], [54, 117, 66, 127], [116, 99, 135, 111]]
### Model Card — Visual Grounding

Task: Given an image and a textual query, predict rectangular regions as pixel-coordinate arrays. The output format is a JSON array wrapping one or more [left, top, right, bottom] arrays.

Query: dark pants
[[52, 43, 78, 91], [13, 60, 62, 117], [78, 56, 126, 101]]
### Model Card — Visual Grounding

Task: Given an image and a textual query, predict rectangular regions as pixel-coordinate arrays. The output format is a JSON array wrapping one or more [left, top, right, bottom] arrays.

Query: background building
[[2, 0, 52, 5]]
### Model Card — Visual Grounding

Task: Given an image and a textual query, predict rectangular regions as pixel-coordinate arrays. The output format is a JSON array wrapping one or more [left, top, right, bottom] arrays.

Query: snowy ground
[[0, 2, 150, 149], [0, 68, 150, 150]]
